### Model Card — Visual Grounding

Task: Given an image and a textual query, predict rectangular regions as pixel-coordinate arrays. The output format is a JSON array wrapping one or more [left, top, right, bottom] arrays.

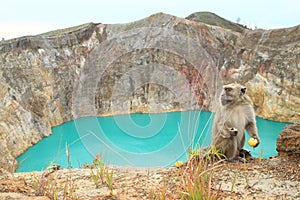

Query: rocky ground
[[0, 155, 299, 200]]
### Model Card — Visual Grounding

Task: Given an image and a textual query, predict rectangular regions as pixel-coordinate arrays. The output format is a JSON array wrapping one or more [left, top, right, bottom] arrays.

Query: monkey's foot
[[239, 149, 252, 158], [237, 156, 247, 163], [228, 157, 247, 163]]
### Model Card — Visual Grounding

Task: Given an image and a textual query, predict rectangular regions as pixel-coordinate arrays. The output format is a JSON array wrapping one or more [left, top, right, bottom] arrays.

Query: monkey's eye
[[224, 87, 232, 92]]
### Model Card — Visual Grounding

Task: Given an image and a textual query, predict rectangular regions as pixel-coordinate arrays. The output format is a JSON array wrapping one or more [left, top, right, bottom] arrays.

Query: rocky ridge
[[0, 12, 299, 171]]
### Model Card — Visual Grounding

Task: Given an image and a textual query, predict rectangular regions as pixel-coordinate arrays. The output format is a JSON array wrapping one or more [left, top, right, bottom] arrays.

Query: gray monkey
[[212, 83, 260, 161]]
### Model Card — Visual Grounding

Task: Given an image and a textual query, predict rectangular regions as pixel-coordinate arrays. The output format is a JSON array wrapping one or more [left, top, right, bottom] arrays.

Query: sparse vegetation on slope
[[38, 22, 95, 37], [186, 12, 246, 32]]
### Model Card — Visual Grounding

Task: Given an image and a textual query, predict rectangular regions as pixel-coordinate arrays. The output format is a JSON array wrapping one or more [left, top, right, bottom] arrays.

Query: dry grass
[[151, 150, 225, 200]]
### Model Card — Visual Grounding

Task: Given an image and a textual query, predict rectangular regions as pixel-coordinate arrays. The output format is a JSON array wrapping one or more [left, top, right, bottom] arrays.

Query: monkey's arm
[[212, 108, 222, 143], [245, 106, 260, 147]]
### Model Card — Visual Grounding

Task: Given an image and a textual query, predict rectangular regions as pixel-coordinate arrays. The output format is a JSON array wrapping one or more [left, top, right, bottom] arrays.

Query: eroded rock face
[[0, 13, 299, 171], [276, 124, 300, 157], [0, 23, 100, 171]]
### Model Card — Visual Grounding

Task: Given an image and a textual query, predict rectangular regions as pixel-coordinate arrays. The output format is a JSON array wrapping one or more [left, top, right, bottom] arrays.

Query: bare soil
[[0, 156, 299, 199]]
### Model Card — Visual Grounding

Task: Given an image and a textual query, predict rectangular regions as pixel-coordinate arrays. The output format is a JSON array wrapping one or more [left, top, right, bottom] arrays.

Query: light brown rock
[[276, 124, 300, 157]]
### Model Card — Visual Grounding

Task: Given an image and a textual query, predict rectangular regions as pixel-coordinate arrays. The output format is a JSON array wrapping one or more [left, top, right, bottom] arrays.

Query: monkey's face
[[220, 83, 246, 105], [229, 127, 238, 136]]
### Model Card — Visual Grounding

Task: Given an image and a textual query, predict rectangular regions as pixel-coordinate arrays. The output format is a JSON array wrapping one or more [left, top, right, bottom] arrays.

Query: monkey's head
[[221, 127, 238, 138], [220, 83, 246, 106], [229, 127, 238, 136]]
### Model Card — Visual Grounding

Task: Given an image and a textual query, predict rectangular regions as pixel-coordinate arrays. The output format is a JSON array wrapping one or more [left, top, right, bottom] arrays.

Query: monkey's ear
[[241, 87, 246, 95]]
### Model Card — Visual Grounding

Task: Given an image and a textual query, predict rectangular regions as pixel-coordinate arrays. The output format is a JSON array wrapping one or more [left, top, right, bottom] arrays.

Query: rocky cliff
[[0, 12, 299, 171]]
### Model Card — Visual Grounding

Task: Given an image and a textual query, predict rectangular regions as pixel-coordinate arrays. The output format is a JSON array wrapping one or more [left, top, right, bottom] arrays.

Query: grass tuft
[[152, 149, 223, 200], [83, 153, 116, 195]]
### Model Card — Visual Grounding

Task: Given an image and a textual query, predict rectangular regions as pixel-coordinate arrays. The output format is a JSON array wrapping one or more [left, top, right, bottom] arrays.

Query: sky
[[1, 0, 300, 40]]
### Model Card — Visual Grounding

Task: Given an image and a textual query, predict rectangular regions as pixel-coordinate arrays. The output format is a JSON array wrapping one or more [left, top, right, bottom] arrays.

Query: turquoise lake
[[16, 111, 288, 172]]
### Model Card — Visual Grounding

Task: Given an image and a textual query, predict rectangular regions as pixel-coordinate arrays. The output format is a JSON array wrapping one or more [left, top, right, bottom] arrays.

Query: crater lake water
[[16, 111, 289, 172]]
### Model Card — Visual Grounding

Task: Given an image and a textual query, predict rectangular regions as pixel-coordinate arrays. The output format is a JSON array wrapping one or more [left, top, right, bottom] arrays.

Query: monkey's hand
[[253, 137, 260, 147]]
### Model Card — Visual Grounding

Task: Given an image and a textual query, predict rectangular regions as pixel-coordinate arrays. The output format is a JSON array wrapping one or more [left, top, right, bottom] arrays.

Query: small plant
[[258, 148, 264, 162], [152, 148, 222, 200], [204, 146, 226, 161], [62, 170, 78, 200], [188, 147, 200, 159], [30, 172, 58, 199], [29, 149, 78, 200], [47, 161, 61, 173], [178, 156, 222, 200], [86, 153, 106, 187], [231, 170, 238, 192], [66, 142, 71, 169], [151, 177, 177, 200], [242, 159, 249, 187], [105, 168, 114, 194], [85, 153, 115, 194]]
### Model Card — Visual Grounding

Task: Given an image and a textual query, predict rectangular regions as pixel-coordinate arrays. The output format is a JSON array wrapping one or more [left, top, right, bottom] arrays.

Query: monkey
[[212, 83, 260, 161], [204, 125, 240, 162], [213, 126, 239, 161]]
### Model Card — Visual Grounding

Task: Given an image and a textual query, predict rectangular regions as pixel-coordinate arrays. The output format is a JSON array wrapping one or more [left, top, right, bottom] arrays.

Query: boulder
[[276, 124, 300, 157]]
